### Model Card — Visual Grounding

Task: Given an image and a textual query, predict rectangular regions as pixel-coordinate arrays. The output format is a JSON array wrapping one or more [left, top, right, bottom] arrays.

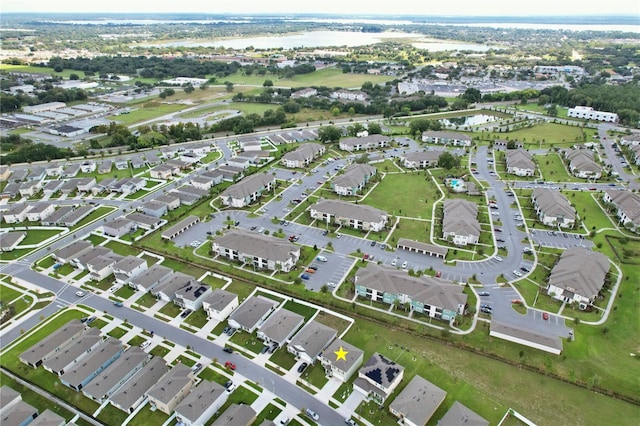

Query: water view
[[140, 30, 498, 51]]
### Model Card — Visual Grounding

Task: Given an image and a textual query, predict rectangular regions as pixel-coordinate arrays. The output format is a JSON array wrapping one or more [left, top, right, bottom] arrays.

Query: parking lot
[[530, 229, 594, 249]]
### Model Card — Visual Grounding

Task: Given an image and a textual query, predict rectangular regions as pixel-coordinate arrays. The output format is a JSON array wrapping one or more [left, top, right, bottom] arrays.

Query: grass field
[[107, 103, 185, 126], [536, 152, 575, 182], [480, 122, 593, 149], [0, 64, 86, 79], [362, 171, 439, 219]]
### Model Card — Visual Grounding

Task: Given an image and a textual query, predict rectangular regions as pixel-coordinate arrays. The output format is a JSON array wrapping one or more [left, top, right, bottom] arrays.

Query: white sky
[[1, 0, 639, 16]]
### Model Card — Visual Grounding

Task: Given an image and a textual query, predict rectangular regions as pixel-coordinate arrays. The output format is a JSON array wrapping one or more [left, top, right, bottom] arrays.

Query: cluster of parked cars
[[222, 326, 237, 337]]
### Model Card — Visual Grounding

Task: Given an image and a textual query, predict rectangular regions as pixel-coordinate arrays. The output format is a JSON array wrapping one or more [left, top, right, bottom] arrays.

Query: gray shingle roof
[[213, 229, 299, 264], [174, 380, 226, 423], [311, 199, 387, 224], [532, 188, 575, 219], [146, 363, 194, 406], [390, 375, 446, 426], [110, 357, 169, 411], [438, 401, 489, 426], [258, 309, 304, 345], [548, 247, 609, 299], [288, 320, 337, 361], [229, 296, 278, 330], [442, 198, 480, 237]]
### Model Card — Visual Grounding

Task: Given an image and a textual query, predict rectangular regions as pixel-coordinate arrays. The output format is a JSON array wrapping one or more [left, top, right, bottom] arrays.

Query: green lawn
[[282, 300, 317, 321], [205, 388, 259, 426], [114, 285, 136, 299], [158, 302, 182, 318], [107, 327, 128, 339], [107, 103, 185, 126], [128, 405, 169, 426], [135, 293, 158, 308], [536, 152, 576, 182], [184, 308, 209, 328], [482, 122, 593, 150], [253, 403, 282, 426], [0, 64, 87, 79], [20, 229, 62, 245], [362, 171, 439, 219], [269, 348, 297, 370], [389, 218, 431, 245]]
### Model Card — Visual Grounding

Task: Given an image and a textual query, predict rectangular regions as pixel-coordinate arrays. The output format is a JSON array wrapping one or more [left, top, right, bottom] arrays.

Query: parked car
[[225, 361, 236, 370], [301, 273, 310, 280], [543, 312, 549, 320], [401, 261, 408, 269], [345, 419, 357, 426], [322, 230, 328, 236], [316, 256, 328, 262], [140, 340, 151, 349], [494, 256, 503, 262], [370, 240, 376, 247], [305, 409, 319, 421], [75, 291, 85, 297], [192, 363, 203, 372], [513, 270, 523, 277], [113, 301, 123, 307], [308, 265, 318, 270], [478, 291, 490, 296], [511, 299, 523, 304], [180, 309, 192, 318], [85, 316, 96, 325], [223, 326, 231, 335], [223, 347, 233, 353], [391, 259, 397, 267], [297, 362, 308, 373], [226, 382, 236, 392], [261, 346, 269, 354], [224, 380, 233, 389], [280, 416, 290, 425], [327, 282, 337, 288], [306, 268, 316, 274]]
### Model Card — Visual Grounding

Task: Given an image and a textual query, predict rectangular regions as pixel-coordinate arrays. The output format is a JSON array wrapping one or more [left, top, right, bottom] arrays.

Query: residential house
[[494, 139, 524, 150], [191, 175, 215, 191], [200, 170, 224, 186], [45, 164, 63, 177], [309, 199, 388, 232], [116, 177, 146, 194], [149, 164, 177, 180], [146, 363, 196, 415], [632, 145, 640, 166], [0, 165, 11, 181], [1, 183, 20, 199], [287, 320, 337, 365], [257, 309, 304, 348], [152, 272, 193, 302], [130, 155, 146, 169], [506, 148, 535, 176], [218, 165, 245, 182], [212, 229, 300, 273], [210, 404, 256, 426], [161, 215, 199, 240], [389, 375, 446, 426], [144, 154, 162, 166], [114, 158, 129, 170], [202, 288, 239, 321], [332, 164, 376, 196], [547, 247, 609, 310], [76, 178, 96, 193], [339, 135, 390, 152], [98, 160, 113, 174], [80, 161, 97, 173], [42, 327, 103, 376], [41, 206, 73, 226], [19, 319, 86, 368], [165, 159, 191, 171], [141, 201, 168, 218], [59, 178, 80, 195], [402, 150, 443, 169], [8, 168, 29, 183], [26, 167, 46, 182], [110, 357, 169, 413], [531, 188, 576, 228], [0, 232, 27, 252], [129, 264, 173, 292], [29, 409, 66, 426], [442, 199, 480, 246], [126, 212, 163, 230], [220, 173, 276, 208], [174, 185, 208, 200], [0, 386, 38, 426], [74, 247, 112, 270], [174, 381, 228, 426], [174, 281, 212, 310], [42, 180, 64, 196], [113, 256, 148, 285], [603, 189, 640, 232], [154, 194, 181, 211], [58, 206, 93, 227], [3, 203, 31, 224], [52, 240, 92, 264], [228, 296, 278, 333], [169, 190, 200, 206], [355, 263, 467, 321], [103, 217, 137, 238], [25, 203, 55, 222], [82, 347, 149, 403], [281, 143, 325, 168], [318, 338, 364, 383], [353, 353, 405, 404], [564, 149, 602, 179], [422, 131, 472, 146], [438, 401, 489, 426], [19, 180, 42, 197], [61, 164, 80, 178]]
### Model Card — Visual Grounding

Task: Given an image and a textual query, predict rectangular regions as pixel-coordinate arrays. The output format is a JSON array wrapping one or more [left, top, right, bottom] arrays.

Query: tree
[[437, 152, 460, 170], [317, 125, 342, 143], [184, 84, 194, 94], [263, 79, 274, 87], [461, 87, 482, 103], [225, 81, 234, 92], [69, 73, 80, 80], [367, 122, 382, 134]]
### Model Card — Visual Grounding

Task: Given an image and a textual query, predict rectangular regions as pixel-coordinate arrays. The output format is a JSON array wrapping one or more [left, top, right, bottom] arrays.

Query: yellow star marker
[[334, 346, 349, 361]]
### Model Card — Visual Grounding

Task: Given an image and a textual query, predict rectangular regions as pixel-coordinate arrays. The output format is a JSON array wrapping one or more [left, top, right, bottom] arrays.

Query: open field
[[0, 64, 87, 79], [480, 122, 595, 149], [362, 171, 439, 219]]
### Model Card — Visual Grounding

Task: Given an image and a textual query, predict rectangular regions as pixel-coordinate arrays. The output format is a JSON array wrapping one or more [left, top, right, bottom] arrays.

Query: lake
[[140, 30, 498, 51]]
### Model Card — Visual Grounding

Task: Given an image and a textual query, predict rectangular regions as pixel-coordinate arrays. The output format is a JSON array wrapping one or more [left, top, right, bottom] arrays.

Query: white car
[[140, 340, 151, 349], [391, 259, 397, 267], [491, 211, 500, 216], [75, 291, 85, 297], [513, 270, 523, 277], [327, 282, 337, 288], [401, 261, 408, 269], [495, 256, 503, 262]]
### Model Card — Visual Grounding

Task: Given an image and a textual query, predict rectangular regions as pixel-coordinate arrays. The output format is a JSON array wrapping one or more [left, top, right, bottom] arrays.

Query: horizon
[[1, 0, 638, 17]]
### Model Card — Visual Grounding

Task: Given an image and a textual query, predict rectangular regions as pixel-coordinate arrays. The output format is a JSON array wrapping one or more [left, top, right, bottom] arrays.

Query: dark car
[[180, 309, 192, 318], [224, 380, 233, 389], [223, 347, 233, 353], [370, 240, 376, 247], [301, 273, 310, 280], [496, 238, 505, 242], [322, 230, 328, 236], [308, 265, 318, 270], [261, 346, 269, 354], [520, 266, 530, 272], [478, 291, 490, 296], [223, 326, 230, 335], [297, 362, 308, 373]]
